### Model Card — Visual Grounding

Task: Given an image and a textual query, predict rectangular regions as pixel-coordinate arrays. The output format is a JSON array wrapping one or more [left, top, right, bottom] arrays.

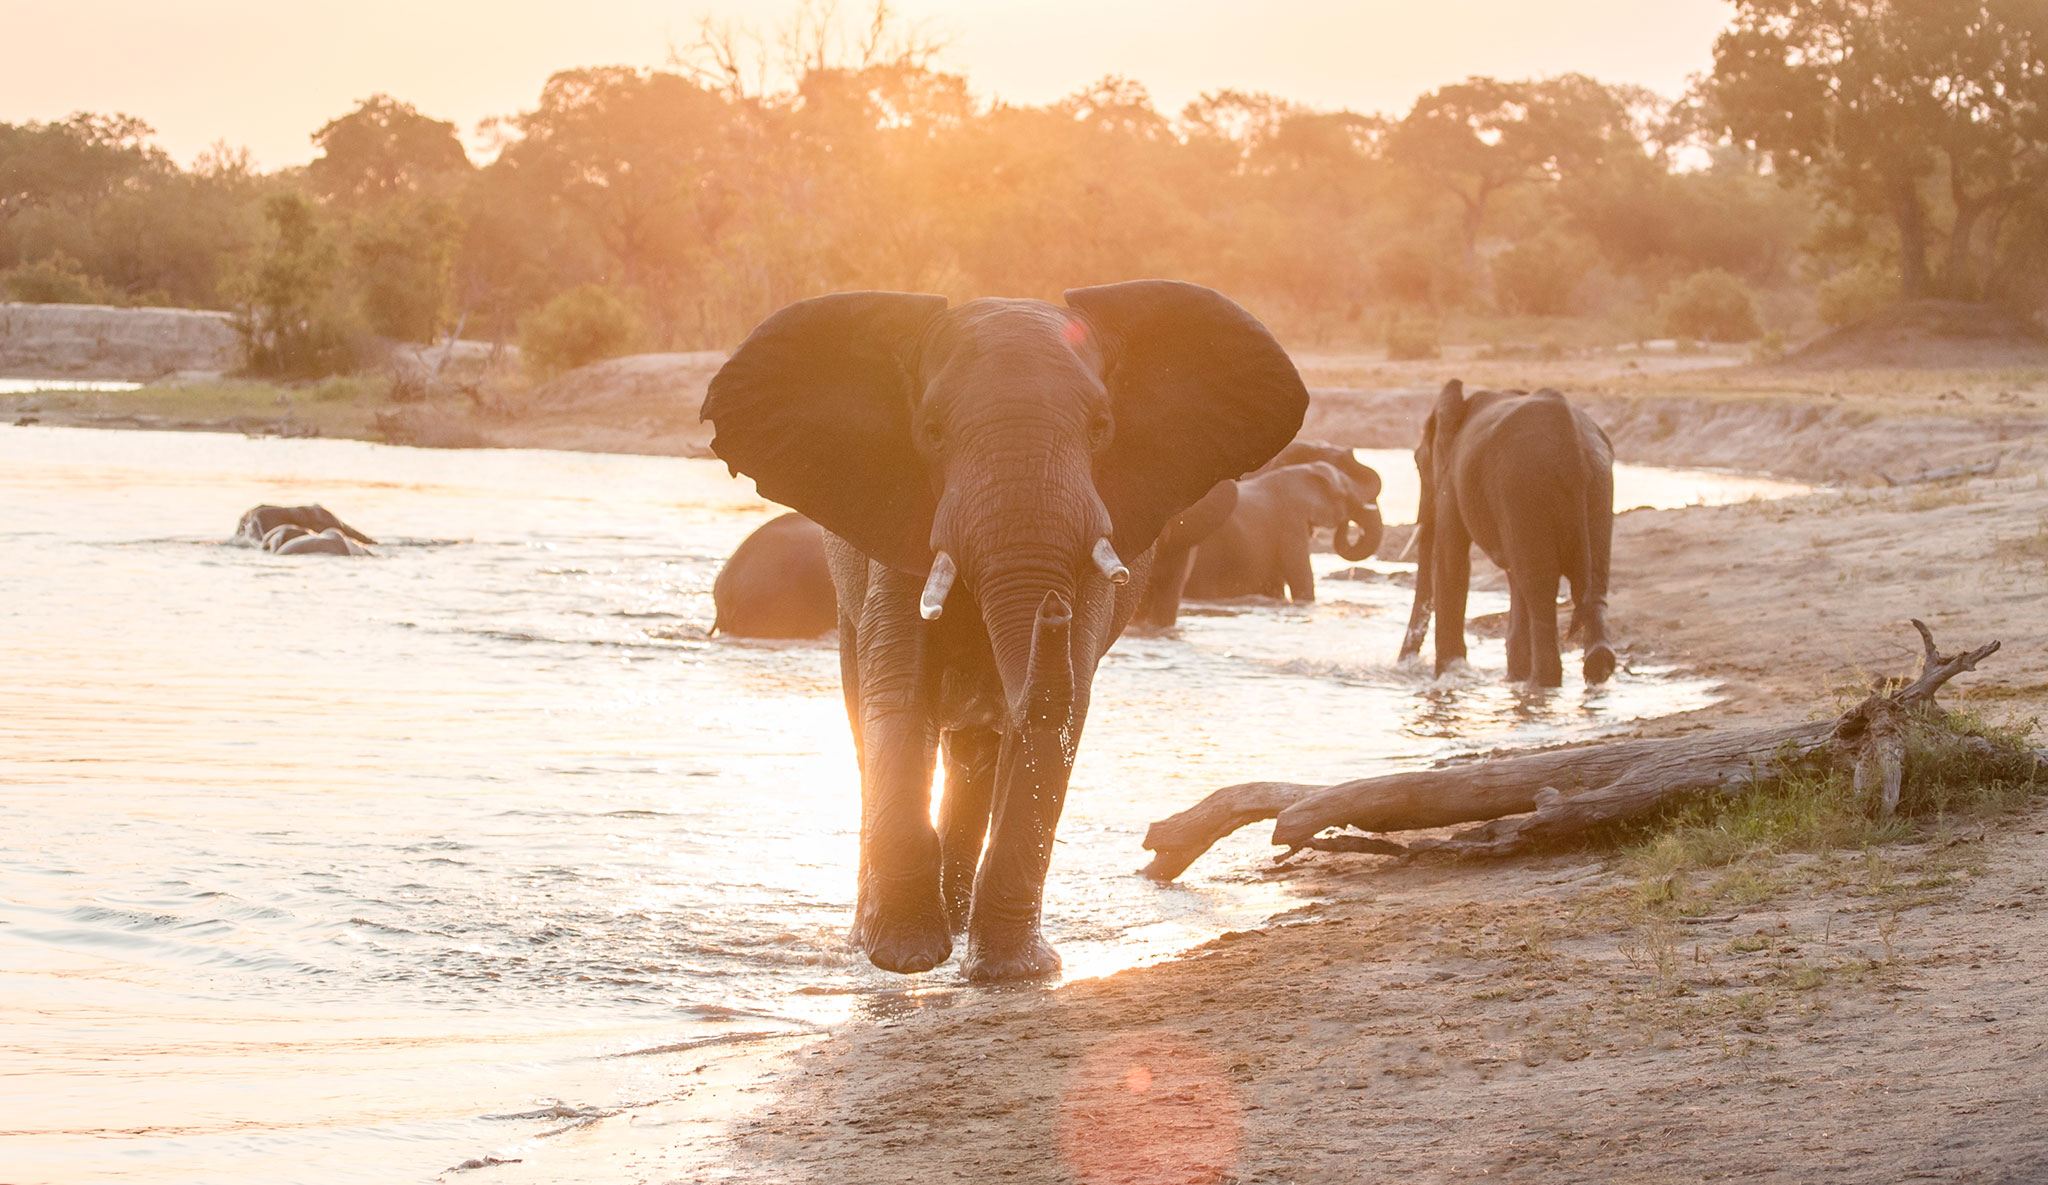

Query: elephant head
[[1265, 439, 1384, 562], [702, 282, 1308, 718]]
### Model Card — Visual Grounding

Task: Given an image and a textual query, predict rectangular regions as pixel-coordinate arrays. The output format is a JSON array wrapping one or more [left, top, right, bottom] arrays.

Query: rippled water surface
[[0, 426, 1798, 1183]]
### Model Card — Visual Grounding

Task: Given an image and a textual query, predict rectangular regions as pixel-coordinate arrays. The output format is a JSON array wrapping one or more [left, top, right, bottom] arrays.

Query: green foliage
[[1492, 230, 1595, 316], [308, 95, 473, 207], [1, 252, 115, 304], [1659, 269, 1763, 342], [1711, 1, 2048, 301], [1629, 713, 2042, 882], [519, 285, 638, 375], [1816, 260, 1897, 328], [350, 198, 461, 342], [231, 192, 368, 378]]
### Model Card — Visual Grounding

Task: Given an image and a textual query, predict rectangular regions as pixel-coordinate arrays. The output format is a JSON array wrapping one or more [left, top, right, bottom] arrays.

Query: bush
[[1817, 261, 1897, 328], [231, 192, 372, 378], [1384, 317, 1440, 361], [1659, 269, 1762, 343], [2, 253, 116, 304], [1492, 231, 1595, 317], [520, 285, 639, 375]]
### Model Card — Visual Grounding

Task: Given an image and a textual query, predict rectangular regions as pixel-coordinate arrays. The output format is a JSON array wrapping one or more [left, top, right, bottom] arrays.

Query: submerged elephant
[[1398, 380, 1616, 687], [262, 524, 373, 556], [1181, 460, 1382, 602], [236, 504, 375, 547], [711, 512, 838, 639], [702, 282, 1307, 981], [1130, 479, 1240, 628]]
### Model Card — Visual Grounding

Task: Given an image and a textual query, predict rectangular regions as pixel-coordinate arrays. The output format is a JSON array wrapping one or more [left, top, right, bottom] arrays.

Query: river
[[0, 425, 1805, 1183]]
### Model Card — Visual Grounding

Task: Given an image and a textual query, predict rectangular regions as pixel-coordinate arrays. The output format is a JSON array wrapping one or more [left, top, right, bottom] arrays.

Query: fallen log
[[1142, 619, 2006, 880]]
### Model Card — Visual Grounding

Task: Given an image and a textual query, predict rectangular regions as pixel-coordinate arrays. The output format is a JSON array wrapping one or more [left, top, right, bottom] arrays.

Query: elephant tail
[[1561, 469, 1596, 644]]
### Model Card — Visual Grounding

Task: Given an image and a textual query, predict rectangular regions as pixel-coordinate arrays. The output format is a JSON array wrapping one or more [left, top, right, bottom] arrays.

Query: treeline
[[2, 0, 2043, 377]]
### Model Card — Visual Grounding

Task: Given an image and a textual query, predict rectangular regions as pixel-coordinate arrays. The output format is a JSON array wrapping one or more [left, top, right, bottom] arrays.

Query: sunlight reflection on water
[[0, 426, 1796, 1182]]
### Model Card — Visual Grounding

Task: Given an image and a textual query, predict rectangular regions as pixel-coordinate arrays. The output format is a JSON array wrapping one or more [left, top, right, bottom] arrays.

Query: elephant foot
[[962, 922, 1061, 984], [1584, 643, 1617, 685], [852, 897, 953, 974]]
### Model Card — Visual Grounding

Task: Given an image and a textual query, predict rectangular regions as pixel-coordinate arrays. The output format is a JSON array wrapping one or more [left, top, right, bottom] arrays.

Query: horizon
[[4, 0, 1732, 167]]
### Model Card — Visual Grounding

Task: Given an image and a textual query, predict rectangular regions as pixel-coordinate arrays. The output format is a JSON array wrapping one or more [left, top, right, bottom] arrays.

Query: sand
[[715, 376, 2048, 1184]]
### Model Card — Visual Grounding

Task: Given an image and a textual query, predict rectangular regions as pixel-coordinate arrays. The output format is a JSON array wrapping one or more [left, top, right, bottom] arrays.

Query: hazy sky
[[1, 0, 1733, 167]]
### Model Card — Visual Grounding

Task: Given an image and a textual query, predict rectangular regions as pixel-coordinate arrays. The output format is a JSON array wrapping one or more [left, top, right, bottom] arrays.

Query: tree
[[232, 191, 362, 376], [1710, 0, 2048, 301], [307, 95, 472, 207], [1389, 75, 1642, 267]]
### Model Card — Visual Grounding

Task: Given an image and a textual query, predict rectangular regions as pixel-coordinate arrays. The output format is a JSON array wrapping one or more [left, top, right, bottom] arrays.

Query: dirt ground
[[721, 377, 2048, 1184]]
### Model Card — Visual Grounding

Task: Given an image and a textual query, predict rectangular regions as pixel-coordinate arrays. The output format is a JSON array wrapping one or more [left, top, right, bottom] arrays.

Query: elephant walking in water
[[1182, 460, 1383, 602], [702, 282, 1306, 981], [1398, 380, 1617, 687], [711, 513, 838, 639]]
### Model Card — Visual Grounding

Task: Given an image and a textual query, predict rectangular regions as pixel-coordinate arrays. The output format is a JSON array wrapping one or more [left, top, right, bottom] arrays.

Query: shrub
[[1384, 317, 1440, 361], [1492, 231, 1595, 316], [520, 285, 639, 375], [231, 192, 372, 378], [2, 253, 116, 305], [1817, 261, 1896, 328], [1659, 269, 1762, 343]]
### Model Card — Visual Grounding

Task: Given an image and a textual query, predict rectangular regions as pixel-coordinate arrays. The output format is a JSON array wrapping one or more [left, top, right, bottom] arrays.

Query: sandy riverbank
[[709, 376, 2048, 1183]]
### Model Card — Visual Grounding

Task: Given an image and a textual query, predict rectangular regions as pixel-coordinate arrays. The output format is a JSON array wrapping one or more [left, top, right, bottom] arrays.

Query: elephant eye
[[1088, 413, 1113, 449], [920, 419, 944, 449]]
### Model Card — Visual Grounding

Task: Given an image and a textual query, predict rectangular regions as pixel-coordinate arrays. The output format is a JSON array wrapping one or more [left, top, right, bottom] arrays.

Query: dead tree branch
[[1142, 619, 2006, 879]]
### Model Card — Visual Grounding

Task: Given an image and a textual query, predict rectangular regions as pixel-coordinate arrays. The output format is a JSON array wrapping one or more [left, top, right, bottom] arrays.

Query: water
[[0, 377, 143, 394], [0, 426, 1797, 1183]]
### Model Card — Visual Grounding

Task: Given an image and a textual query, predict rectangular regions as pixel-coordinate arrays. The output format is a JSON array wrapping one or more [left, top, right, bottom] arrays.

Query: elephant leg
[[1506, 536, 1565, 687], [1432, 508, 1473, 676], [847, 579, 949, 974], [1281, 532, 1317, 604], [937, 727, 999, 932], [962, 725, 1077, 982], [1577, 465, 1617, 684], [1504, 577, 1532, 683]]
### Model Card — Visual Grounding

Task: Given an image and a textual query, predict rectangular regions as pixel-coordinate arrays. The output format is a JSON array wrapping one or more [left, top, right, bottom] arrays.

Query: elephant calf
[[1182, 459, 1382, 603], [711, 512, 839, 639], [1398, 380, 1616, 687]]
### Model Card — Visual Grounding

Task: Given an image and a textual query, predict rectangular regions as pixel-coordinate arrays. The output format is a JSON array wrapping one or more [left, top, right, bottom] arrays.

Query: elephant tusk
[[1091, 537, 1130, 585], [1360, 502, 1379, 512], [920, 551, 957, 620]]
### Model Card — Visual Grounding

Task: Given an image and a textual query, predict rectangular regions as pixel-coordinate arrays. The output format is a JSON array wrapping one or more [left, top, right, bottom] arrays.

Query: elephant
[[1180, 460, 1383, 602], [262, 524, 373, 556], [711, 512, 838, 639], [701, 281, 1307, 981], [236, 504, 375, 547], [1130, 479, 1240, 628], [1397, 380, 1616, 687]]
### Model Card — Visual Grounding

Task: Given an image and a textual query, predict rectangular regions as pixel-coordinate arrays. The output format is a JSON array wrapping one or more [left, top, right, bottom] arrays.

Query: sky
[[0, 0, 1734, 168]]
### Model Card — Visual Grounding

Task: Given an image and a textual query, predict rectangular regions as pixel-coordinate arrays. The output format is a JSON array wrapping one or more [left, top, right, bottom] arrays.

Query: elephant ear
[[702, 292, 948, 576], [1065, 280, 1308, 558]]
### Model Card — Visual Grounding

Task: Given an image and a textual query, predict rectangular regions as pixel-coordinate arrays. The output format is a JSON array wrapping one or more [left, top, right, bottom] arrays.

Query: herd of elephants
[[243, 281, 1620, 983]]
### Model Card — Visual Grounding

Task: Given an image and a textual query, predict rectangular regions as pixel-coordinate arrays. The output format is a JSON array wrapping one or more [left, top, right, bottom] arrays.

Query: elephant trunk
[[1020, 591, 1075, 731], [1333, 496, 1383, 562]]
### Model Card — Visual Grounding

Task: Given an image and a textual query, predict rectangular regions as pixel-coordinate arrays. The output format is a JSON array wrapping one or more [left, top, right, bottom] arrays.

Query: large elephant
[[236, 504, 375, 546], [701, 282, 1307, 981], [1130, 479, 1240, 628], [1181, 460, 1382, 602], [1398, 380, 1616, 687], [711, 512, 837, 639]]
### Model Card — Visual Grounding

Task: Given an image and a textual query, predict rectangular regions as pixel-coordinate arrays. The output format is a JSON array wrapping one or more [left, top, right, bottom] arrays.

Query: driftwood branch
[[1143, 619, 2006, 879]]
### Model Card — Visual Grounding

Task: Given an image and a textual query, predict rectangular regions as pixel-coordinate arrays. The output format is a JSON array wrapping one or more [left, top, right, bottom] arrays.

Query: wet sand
[[714, 378, 2048, 1184]]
